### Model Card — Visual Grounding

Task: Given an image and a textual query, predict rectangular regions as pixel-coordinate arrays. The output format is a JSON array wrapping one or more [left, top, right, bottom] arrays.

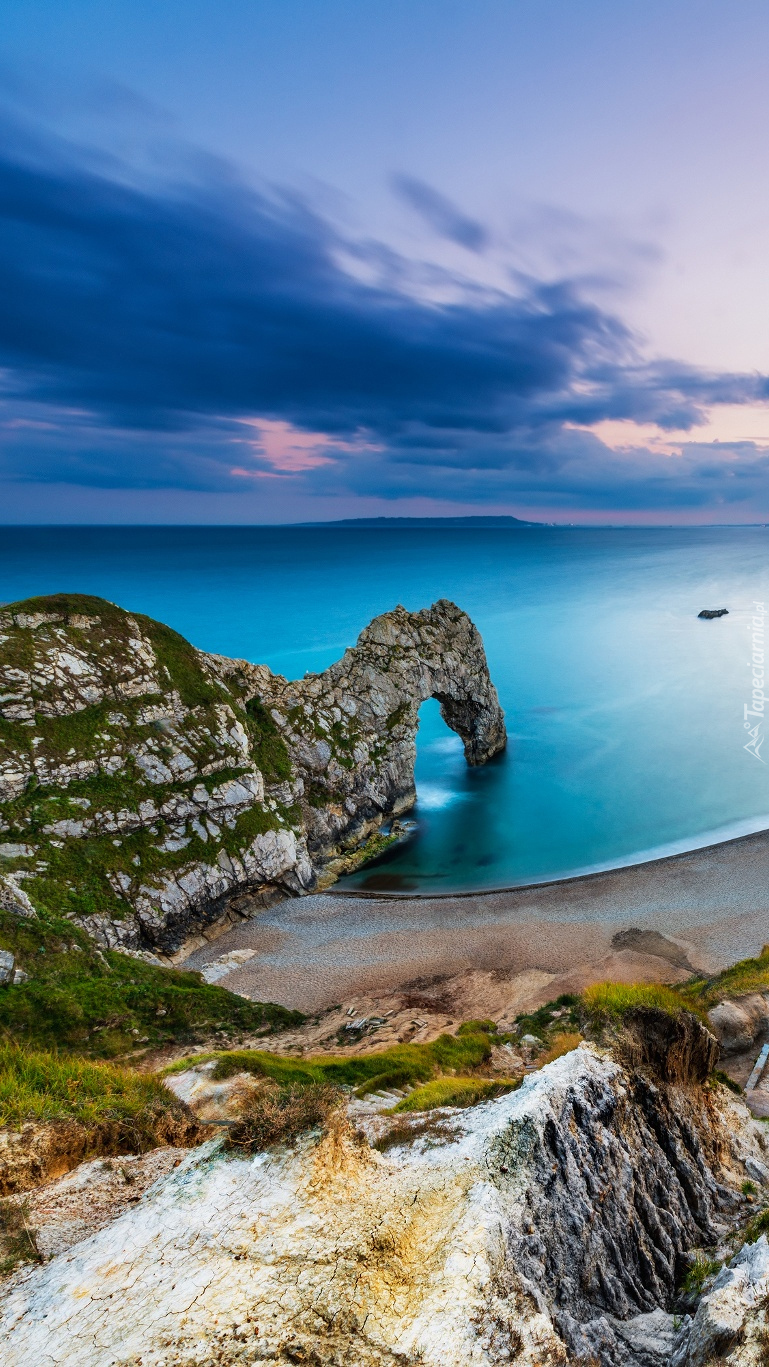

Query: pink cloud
[[230, 418, 379, 478]]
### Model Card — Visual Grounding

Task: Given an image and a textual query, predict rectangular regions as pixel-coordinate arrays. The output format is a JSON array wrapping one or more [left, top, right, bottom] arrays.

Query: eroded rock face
[[0, 594, 504, 952], [210, 597, 506, 882], [618, 1005, 720, 1083], [0, 1044, 763, 1367]]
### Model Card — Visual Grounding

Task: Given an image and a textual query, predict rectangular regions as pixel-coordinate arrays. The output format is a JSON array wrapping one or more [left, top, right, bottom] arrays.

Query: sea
[[2, 524, 768, 893]]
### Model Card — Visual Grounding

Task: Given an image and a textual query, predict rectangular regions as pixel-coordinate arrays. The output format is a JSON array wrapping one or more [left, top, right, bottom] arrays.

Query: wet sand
[[179, 828, 769, 1016]]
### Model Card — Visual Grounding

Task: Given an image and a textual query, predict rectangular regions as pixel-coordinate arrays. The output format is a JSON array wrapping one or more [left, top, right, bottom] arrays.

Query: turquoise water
[[1, 525, 768, 891]]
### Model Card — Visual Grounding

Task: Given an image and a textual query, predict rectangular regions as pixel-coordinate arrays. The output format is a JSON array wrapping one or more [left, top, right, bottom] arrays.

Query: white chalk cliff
[[0, 594, 505, 953]]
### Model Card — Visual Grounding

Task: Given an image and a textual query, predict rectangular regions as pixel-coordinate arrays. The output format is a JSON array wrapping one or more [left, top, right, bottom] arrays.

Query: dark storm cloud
[[0, 139, 632, 440], [0, 112, 768, 509]]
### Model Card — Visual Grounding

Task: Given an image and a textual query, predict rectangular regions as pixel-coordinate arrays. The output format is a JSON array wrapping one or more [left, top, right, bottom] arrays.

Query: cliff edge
[[0, 594, 505, 954]]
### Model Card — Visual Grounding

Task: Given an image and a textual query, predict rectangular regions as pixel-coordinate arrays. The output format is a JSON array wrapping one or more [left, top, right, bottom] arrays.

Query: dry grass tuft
[[536, 1031, 583, 1067], [372, 1113, 455, 1152], [228, 1081, 342, 1152]]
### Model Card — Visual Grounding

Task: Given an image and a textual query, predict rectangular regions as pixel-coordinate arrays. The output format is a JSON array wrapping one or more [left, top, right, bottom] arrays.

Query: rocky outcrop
[[709, 994, 769, 1054], [673, 1236, 769, 1367], [0, 594, 505, 953], [0, 1041, 763, 1367]]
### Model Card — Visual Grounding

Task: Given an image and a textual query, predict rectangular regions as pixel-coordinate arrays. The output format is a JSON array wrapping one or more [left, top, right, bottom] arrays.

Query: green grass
[[25, 826, 204, 925], [534, 949, 769, 1043], [2, 759, 281, 932], [390, 1076, 520, 1113], [680, 1252, 723, 1298], [0, 1043, 179, 1129], [0, 908, 302, 1058], [0, 592, 292, 960], [512, 995, 580, 1042], [1, 592, 225, 714], [456, 1018, 498, 1036], [2, 592, 126, 626], [745, 1206, 769, 1245], [28, 700, 122, 763], [680, 946, 769, 1011], [220, 801, 280, 852], [0, 593, 227, 755], [1, 754, 252, 846], [580, 981, 702, 1024], [711, 1068, 743, 1096], [165, 1027, 496, 1094], [140, 617, 222, 709], [303, 779, 334, 809], [244, 696, 292, 783]]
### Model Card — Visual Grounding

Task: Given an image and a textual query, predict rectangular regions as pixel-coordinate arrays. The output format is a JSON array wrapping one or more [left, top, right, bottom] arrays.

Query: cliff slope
[[0, 594, 505, 954], [1, 1026, 764, 1367]]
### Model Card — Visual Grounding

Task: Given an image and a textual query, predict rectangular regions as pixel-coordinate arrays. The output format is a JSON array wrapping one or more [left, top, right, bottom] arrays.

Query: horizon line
[[1, 518, 769, 530]]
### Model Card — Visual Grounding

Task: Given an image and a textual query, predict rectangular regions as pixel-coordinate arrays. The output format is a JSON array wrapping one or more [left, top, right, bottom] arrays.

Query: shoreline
[[332, 819, 769, 901], [180, 824, 769, 1018]]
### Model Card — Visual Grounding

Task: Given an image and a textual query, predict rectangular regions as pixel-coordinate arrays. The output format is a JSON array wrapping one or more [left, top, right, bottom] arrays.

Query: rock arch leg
[[433, 690, 507, 766]]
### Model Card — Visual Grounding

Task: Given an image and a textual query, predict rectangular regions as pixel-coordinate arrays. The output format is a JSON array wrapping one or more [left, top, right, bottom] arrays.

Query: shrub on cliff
[[228, 1081, 342, 1151]]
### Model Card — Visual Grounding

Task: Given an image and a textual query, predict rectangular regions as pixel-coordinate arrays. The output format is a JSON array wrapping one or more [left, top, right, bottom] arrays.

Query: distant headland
[[299, 514, 544, 527]]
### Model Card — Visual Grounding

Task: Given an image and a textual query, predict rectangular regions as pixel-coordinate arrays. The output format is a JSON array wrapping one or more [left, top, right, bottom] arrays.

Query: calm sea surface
[[2, 525, 768, 892]]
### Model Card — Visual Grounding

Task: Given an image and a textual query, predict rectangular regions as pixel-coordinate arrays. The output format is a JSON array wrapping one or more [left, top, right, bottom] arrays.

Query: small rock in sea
[[698, 608, 729, 618]]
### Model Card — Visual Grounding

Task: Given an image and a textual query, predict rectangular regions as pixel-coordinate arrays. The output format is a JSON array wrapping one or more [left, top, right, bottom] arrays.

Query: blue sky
[[2, 0, 769, 523]]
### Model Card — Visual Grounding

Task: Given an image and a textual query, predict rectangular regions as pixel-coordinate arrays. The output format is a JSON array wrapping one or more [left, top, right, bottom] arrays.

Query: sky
[[2, 1, 769, 524]]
